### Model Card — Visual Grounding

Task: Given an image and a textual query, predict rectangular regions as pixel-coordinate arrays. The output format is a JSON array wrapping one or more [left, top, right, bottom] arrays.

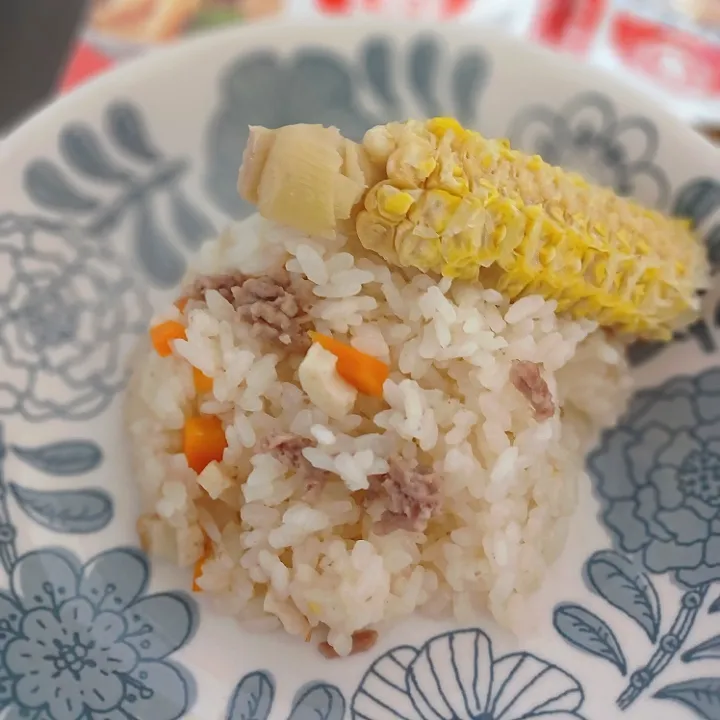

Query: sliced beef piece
[[368, 456, 441, 535], [188, 270, 312, 352], [258, 432, 328, 492], [509, 360, 555, 421]]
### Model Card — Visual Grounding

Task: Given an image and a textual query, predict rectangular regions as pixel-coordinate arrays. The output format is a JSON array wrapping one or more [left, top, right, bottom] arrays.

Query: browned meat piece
[[259, 432, 313, 467], [188, 273, 245, 303], [188, 270, 312, 352], [509, 360, 555, 421], [368, 456, 441, 535], [374, 512, 422, 535], [258, 433, 329, 492], [318, 629, 379, 659]]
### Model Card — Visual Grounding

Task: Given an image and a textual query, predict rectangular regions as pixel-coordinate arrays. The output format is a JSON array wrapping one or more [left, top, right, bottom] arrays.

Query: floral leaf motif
[[408, 36, 443, 119], [60, 124, 133, 183], [285, 51, 375, 138], [24, 160, 100, 212], [708, 224, 720, 269], [585, 550, 661, 642], [10, 484, 113, 533], [553, 603, 627, 675], [451, 51, 488, 128], [361, 38, 399, 115], [11, 439, 103, 476], [106, 101, 163, 163], [86, 199, 130, 237], [673, 178, 720, 228], [225, 671, 275, 720], [682, 635, 720, 663], [134, 200, 186, 287], [655, 678, 720, 719], [169, 187, 215, 250], [674, 177, 720, 273], [289, 683, 345, 720]]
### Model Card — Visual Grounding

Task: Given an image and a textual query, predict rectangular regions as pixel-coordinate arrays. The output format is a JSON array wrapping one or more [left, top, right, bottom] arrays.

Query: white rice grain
[[126, 214, 633, 645]]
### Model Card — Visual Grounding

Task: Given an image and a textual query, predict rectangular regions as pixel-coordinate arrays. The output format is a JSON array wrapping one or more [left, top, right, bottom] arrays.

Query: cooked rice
[[125, 216, 632, 653]]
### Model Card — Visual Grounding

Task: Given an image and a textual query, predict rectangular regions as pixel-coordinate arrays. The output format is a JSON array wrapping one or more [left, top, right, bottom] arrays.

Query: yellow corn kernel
[[427, 117, 467, 140], [378, 186, 416, 220], [355, 118, 708, 339]]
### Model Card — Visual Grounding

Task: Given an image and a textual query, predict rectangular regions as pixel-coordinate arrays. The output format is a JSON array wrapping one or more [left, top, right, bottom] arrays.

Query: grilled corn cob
[[238, 119, 708, 339]]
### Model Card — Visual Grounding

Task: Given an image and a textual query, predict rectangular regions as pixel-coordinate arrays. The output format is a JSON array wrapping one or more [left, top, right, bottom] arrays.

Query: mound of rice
[[125, 215, 632, 654]]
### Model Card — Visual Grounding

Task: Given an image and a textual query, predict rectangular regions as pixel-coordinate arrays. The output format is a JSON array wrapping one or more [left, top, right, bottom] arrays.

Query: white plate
[[0, 19, 719, 720]]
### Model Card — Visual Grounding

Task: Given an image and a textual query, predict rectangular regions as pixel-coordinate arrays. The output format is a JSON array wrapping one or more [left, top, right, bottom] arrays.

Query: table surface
[[0, 0, 87, 133], [0, 1, 718, 145]]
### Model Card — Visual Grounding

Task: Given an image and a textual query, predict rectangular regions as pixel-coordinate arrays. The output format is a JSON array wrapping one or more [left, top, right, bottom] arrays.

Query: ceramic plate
[[1, 19, 720, 720]]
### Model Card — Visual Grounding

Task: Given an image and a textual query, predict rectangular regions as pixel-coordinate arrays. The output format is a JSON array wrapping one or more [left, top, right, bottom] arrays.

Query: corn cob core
[[238, 119, 708, 340]]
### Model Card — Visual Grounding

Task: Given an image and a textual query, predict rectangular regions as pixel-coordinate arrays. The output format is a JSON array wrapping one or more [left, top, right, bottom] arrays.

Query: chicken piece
[[197, 460, 232, 499], [298, 343, 358, 420]]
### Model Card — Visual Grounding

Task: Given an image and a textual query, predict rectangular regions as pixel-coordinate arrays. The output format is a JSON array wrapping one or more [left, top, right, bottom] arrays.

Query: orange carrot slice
[[175, 297, 189, 312], [183, 415, 227, 474], [192, 367, 213, 394], [309, 331, 389, 397], [150, 320, 186, 357]]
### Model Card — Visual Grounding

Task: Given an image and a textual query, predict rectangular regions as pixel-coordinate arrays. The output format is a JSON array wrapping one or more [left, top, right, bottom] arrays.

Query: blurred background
[[0, 0, 719, 139]]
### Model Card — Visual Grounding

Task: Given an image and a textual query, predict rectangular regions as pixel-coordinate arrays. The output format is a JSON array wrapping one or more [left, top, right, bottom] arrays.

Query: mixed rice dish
[[126, 118, 708, 657]]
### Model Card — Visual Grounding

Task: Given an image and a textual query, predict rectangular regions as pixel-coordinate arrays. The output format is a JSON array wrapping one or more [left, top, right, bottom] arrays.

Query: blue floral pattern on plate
[[0, 24, 719, 720], [351, 628, 586, 720], [508, 91, 670, 208], [222, 628, 585, 720], [223, 671, 346, 720], [0, 214, 149, 422], [0, 547, 195, 720], [24, 102, 215, 288], [554, 369, 720, 716]]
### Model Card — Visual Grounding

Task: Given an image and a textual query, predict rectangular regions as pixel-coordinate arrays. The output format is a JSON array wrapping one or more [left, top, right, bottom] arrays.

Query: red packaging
[[533, 0, 720, 120]]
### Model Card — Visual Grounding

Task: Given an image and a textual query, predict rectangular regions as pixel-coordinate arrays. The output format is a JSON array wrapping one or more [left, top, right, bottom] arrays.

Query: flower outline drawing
[[553, 368, 720, 715], [351, 627, 586, 720], [508, 91, 671, 210], [0, 213, 149, 422], [0, 546, 196, 720], [589, 369, 720, 589]]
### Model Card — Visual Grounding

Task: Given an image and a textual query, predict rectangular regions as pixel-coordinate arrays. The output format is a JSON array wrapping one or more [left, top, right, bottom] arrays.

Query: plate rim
[[2, 18, 720, 171]]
